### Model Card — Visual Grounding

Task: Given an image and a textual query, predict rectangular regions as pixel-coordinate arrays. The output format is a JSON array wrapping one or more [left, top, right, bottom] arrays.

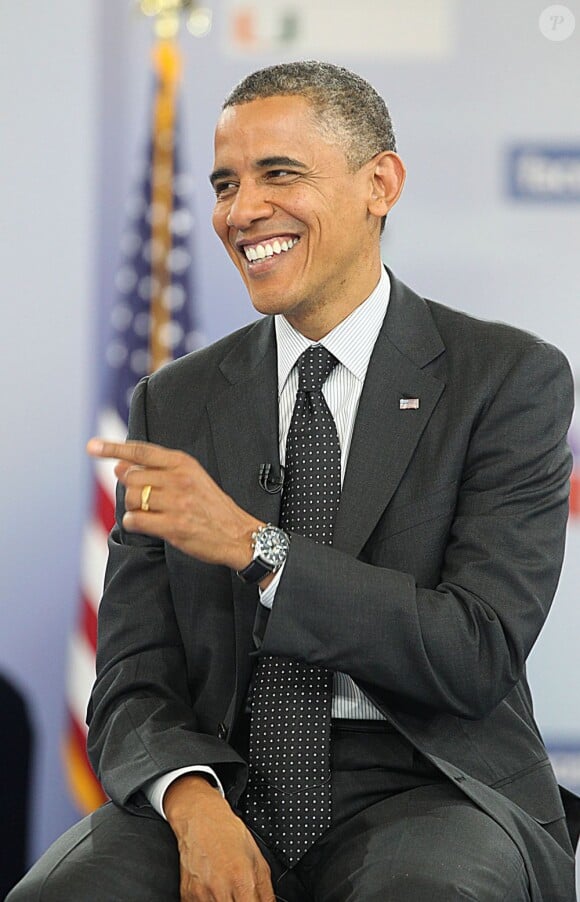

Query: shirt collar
[[274, 267, 390, 395]]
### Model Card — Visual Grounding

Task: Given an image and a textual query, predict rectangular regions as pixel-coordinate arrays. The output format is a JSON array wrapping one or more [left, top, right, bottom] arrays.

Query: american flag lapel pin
[[400, 398, 420, 410]]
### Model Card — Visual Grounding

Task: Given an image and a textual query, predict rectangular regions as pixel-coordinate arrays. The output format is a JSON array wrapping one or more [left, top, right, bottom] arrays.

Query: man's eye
[[214, 182, 237, 197], [267, 170, 297, 180]]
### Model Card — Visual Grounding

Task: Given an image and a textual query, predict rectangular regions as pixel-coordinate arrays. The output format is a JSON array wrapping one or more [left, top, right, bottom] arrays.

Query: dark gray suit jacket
[[87, 271, 577, 900]]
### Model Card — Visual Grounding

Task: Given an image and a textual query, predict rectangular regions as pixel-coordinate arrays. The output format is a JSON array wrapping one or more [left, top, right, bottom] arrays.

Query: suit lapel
[[334, 273, 446, 557], [206, 317, 281, 718], [206, 276, 447, 560], [207, 317, 282, 529]]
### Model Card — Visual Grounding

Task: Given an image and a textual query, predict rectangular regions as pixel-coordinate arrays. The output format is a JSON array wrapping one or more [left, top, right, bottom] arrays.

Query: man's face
[[211, 95, 387, 337]]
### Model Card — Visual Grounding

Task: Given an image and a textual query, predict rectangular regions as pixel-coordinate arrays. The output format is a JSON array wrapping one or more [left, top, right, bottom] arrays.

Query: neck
[[285, 264, 383, 341]]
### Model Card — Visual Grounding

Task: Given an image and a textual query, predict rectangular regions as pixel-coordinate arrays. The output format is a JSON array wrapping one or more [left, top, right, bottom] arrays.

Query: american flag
[[64, 40, 202, 812]]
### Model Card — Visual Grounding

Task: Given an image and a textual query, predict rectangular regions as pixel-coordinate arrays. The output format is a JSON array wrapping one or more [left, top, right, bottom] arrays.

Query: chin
[[249, 299, 288, 317], [247, 290, 295, 317]]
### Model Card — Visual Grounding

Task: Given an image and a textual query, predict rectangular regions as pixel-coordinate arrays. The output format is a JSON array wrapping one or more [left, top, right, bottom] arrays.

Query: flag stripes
[[64, 38, 200, 813]]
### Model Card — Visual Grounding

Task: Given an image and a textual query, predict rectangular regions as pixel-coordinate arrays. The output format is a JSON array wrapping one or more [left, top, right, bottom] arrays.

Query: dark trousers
[[7, 722, 533, 901]]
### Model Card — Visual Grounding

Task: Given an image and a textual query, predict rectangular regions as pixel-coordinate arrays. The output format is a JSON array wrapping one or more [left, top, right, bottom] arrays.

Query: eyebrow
[[209, 167, 235, 187], [255, 156, 308, 170], [209, 156, 308, 187]]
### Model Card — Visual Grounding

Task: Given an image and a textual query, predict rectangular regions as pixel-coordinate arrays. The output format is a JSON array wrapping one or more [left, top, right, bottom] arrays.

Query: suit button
[[217, 721, 228, 740]]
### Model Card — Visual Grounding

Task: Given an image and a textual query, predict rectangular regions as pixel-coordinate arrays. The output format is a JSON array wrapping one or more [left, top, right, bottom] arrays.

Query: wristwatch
[[236, 523, 290, 584]]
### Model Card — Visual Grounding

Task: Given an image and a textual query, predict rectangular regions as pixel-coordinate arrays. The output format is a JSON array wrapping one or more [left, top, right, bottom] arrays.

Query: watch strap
[[237, 557, 275, 584]]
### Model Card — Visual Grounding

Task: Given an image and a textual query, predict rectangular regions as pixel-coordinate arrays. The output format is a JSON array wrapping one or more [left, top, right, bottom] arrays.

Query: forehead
[[213, 95, 339, 165]]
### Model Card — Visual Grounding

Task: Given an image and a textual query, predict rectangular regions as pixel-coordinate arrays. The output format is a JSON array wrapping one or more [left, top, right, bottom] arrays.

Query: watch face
[[256, 526, 290, 567]]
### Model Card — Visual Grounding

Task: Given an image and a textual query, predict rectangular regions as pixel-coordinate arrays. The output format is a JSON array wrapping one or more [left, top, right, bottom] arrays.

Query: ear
[[367, 151, 406, 219]]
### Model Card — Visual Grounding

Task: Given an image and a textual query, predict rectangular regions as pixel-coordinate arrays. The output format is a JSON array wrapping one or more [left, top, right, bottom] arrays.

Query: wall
[[0, 0, 98, 856]]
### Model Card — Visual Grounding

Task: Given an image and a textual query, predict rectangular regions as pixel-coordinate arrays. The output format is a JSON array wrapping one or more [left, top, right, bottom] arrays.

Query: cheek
[[212, 211, 243, 270], [213, 218, 237, 259], [212, 207, 226, 239]]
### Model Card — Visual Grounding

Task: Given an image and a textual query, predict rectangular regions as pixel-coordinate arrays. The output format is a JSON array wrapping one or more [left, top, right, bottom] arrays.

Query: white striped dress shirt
[[261, 267, 391, 719], [145, 268, 391, 814]]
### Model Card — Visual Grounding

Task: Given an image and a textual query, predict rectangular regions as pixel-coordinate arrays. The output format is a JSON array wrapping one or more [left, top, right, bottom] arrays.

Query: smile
[[242, 237, 300, 263]]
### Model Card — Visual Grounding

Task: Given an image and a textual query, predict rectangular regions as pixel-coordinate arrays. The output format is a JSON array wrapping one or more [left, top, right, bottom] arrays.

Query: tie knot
[[297, 345, 338, 392]]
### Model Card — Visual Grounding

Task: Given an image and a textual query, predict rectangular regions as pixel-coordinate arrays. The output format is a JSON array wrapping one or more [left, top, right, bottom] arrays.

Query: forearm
[[260, 534, 556, 718], [163, 775, 275, 901], [87, 532, 249, 808], [143, 766, 225, 818]]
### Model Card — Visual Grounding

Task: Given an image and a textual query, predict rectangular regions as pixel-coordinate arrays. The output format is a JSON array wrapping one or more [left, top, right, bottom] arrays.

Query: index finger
[[86, 438, 177, 468]]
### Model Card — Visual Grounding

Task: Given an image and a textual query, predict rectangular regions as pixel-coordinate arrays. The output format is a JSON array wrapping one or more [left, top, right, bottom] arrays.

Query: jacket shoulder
[[426, 297, 537, 350], [149, 321, 258, 390], [130, 318, 273, 444], [424, 297, 570, 375]]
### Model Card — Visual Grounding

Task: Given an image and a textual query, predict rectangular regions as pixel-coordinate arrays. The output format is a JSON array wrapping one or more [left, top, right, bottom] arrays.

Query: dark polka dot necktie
[[245, 345, 341, 867]]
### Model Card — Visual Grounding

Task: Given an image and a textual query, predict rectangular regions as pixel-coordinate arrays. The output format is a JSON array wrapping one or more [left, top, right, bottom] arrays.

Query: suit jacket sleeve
[[86, 379, 248, 810], [260, 339, 574, 720]]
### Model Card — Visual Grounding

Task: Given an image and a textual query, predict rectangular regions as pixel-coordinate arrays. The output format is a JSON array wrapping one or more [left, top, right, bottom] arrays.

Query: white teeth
[[243, 237, 299, 262]]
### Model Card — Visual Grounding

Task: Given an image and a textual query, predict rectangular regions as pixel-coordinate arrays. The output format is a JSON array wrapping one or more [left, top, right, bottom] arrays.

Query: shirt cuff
[[258, 562, 285, 608], [142, 766, 225, 819]]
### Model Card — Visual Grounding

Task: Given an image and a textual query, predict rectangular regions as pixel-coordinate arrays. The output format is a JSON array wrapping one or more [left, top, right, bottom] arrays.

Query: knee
[[6, 871, 41, 902], [6, 867, 75, 902], [6, 857, 99, 902], [387, 854, 528, 902], [4, 813, 100, 902]]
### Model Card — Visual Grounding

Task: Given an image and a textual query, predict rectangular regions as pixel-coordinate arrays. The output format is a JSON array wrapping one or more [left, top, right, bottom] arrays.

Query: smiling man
[[210, 91, 402, 338], [8, 61, 578, 902]]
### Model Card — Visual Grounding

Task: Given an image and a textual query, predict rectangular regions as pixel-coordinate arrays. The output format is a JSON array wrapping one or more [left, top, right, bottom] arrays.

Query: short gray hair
[[223, 60, 396, 171]]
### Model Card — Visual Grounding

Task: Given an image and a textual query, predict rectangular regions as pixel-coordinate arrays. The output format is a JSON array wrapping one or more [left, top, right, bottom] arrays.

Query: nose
[[226, 180, 274, 230]]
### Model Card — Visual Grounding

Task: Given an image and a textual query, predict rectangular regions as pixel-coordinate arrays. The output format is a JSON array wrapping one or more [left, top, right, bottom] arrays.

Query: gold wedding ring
[[140, 484, 152, 512]]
